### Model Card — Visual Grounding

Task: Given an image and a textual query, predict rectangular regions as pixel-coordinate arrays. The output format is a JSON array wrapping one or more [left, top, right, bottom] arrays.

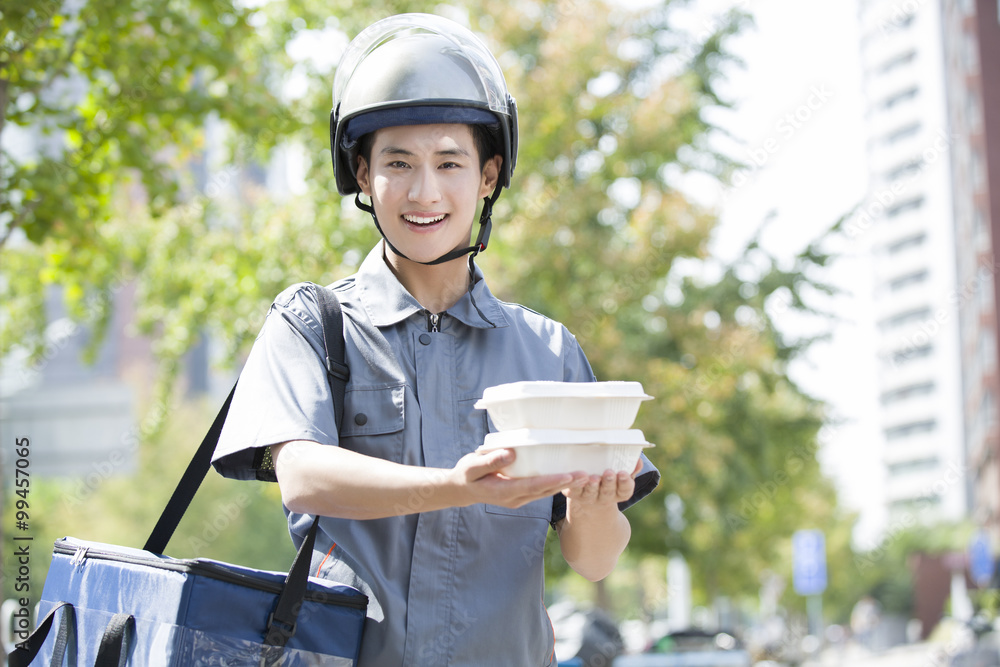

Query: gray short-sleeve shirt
[[213, 244, 659, 666]]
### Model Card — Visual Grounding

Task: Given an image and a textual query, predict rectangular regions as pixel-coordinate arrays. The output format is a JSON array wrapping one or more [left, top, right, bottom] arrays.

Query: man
[[213, 13, 659, 666]]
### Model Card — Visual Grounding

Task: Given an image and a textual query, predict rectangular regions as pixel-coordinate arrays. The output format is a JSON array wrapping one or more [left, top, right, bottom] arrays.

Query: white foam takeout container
[[474, 381, 653, 431], [477, 428, 654, 477]]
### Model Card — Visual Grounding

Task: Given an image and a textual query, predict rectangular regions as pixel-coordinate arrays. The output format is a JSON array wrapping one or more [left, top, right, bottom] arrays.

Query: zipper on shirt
[[427, 312, 441, 333]]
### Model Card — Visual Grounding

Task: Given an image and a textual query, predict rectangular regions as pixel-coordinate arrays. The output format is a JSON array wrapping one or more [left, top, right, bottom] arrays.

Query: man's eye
[[389, 161, 409, 168]]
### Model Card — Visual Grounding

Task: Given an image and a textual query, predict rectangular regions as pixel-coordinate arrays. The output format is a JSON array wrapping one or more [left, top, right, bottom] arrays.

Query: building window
[[984, 389, 998, 427], [881, 381, 935, 405], [886, 196, 925, 218], [878, 50, 916, 75], [888, 494, 941, 514], [887, 233, 926, 254], [888, 344, 934, 366], [880, 307, 931, 330], [885, 159, 922, 183], [888, 269, 929, 291], [887, 457, 940, 475], [980, 331, 997, 368], [973, 147, 986, 188], [884, 419, 937, 440], [885, 123, 921, 145], [883, 87, 919, 110]]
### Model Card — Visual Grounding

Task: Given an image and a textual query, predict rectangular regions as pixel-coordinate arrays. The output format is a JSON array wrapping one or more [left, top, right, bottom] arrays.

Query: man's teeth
[[403, 214, 446, 225]]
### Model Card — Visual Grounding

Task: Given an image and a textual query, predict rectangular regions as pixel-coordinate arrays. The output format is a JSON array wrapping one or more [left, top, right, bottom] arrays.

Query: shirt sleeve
[[549, 326, 661, 528], [212, 283, 340, 480]]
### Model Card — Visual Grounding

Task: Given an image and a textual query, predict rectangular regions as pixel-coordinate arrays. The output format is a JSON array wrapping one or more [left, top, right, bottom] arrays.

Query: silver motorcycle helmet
[[330, 13, 518, 197]]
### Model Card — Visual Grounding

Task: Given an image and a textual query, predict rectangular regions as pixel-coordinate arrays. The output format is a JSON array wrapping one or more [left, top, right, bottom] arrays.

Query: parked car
[[612, 629, 753, 667]]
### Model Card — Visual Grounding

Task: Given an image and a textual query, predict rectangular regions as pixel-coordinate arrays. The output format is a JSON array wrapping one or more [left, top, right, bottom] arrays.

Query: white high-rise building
[[856, 0, 967, 524]]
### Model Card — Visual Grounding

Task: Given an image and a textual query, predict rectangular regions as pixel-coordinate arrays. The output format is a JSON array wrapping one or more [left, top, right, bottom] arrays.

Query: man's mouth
[[403, 213, 447, 226]]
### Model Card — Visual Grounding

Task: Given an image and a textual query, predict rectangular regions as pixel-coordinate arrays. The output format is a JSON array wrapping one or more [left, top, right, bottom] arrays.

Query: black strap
[[313, 285, 349, 433], [264, 515, 321, 647], [50, 602, 77, 667], [134, 285, 349, 658], [9, 602, 75, 667], [95, 613, 135, 667], [143, 285, 348, 552], [143, 383, 237, 554]]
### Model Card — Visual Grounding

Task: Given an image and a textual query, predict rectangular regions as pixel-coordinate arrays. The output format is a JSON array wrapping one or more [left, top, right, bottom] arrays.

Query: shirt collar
[[357, 243, 508, 330]]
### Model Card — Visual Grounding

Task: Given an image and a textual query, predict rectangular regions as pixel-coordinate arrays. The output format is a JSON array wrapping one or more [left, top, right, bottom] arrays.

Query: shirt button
[[354, 413, 368, 426], [419, 334, 431, 345]]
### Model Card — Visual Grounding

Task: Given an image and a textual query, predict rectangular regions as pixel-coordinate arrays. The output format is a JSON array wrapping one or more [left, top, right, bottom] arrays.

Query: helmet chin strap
[[354, 185, 500, 266]]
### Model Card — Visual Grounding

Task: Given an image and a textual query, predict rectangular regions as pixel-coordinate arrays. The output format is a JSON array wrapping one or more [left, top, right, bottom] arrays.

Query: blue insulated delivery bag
[[26, 535, 367, 666], [11, 286, 365, 666]]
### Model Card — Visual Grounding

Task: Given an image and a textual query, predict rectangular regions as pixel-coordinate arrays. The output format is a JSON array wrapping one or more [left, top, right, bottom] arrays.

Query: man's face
[[355, 123, 501, 265]]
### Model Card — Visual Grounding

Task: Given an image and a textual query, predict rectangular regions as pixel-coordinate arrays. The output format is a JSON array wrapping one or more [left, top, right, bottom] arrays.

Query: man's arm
[[555, 461, 640, 582], [271, 440, 588, 520]]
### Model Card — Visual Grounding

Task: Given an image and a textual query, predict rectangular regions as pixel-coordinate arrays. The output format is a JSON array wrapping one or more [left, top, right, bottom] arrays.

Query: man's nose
[[409, 166, 442, 204]]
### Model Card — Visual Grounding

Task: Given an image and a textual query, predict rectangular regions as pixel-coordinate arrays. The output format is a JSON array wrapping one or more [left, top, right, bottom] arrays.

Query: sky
[[678, 0, 887, 545]]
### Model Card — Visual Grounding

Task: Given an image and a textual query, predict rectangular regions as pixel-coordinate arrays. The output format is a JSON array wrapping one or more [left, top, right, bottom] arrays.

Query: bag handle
[[94, 613, 135, 667], [9, 601, 77, 667]]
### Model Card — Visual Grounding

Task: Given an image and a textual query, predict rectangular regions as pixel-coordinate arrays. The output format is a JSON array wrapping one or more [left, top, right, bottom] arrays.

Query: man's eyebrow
[[378, 146, 471, 158]]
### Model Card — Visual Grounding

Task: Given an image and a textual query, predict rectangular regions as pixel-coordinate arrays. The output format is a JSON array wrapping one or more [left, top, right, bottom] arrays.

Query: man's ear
[[479, 155, 502, 198], [356, 156, 372, 196]]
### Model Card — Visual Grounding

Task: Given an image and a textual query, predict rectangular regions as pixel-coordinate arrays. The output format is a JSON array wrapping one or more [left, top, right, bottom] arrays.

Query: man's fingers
[[564, 469, 636, 504], [464, 449, 513, 479], [503, 472, 586, 507]]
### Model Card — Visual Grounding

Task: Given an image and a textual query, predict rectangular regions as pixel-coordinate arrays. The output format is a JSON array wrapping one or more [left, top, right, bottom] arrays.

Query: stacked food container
[[474, 381, 654, 477]]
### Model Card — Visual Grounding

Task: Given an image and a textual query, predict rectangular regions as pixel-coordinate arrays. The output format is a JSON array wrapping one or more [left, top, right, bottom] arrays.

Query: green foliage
[[1, 0, 293, 360], [3, 0, 857, 618], [837, 520, 975, 620]]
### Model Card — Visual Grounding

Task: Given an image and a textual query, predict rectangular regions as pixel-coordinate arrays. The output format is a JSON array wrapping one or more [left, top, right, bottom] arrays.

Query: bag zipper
[[52, 541, 368, 609]]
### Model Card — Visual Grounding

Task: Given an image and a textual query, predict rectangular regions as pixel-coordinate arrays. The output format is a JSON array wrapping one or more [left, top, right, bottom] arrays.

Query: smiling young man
[[212, 14, 659, 666]]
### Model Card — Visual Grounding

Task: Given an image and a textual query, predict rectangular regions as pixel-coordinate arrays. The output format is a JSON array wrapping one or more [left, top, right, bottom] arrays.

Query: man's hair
[[357, 123, 501, 175]]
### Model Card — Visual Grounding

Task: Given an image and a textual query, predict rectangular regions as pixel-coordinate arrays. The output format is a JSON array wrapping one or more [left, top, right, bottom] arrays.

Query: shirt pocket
[[339, 384, 406, 463], [462, 393, 554, 521]]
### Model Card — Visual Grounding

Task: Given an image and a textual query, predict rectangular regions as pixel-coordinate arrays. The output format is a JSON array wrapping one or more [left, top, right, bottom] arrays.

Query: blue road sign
[[793, 529, 827, 596], [969, 531, 994, 587]]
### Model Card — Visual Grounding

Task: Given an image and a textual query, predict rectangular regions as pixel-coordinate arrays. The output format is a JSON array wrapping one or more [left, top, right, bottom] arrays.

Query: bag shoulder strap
[[144, 283, 348, 552]]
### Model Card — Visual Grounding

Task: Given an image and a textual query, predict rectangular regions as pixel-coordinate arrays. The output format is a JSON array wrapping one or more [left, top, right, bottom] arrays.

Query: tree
[[1, 0, 293, 360], [2, 0, 854, 616]]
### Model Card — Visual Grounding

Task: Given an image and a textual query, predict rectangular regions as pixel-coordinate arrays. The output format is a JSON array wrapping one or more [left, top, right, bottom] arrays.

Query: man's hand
[[556, 459, 642, 582], [450, 448, 588, 509], [561, 459, 641, 517]]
